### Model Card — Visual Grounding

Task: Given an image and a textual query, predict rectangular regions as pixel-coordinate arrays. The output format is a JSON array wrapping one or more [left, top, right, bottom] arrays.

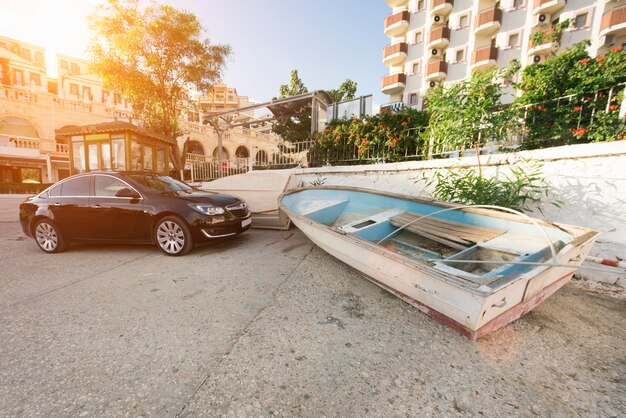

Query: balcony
[[381, 73, 406, 95], [385, 0, 409, 7], [474, 7, 503, 36], [425, 60, 448, 82], [532, 0, 566, 15], [431, 0, 454, 16], [0, 135, 69, 159], [382, 42, 408, 67], [427, 26, 451, 49], [385, 11, 410, 37], [600, 7, 626, 38], [471, 45, 498, 71], [527, 29, 559, 56]]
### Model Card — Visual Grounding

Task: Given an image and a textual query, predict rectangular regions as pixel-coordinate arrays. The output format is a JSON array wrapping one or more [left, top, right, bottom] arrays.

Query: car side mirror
[[115, 187, 140, 198]]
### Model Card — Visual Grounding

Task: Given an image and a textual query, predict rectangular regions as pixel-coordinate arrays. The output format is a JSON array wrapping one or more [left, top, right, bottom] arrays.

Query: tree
[[272, 70, 359, 143], [327, 79, 357, 103], [88, 0, 231, 140]]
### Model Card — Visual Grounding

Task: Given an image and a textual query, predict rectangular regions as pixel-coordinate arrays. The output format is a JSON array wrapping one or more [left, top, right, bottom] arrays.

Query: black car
[[19, 171, 251, 256]]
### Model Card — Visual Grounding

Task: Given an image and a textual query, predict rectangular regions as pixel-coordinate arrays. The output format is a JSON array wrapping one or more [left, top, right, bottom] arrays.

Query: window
[[101, 143, 111, 170], [21, 49, 31, 62], [412, 61, 420, 75], [131, 140, 142, 170], [69, 83, 79, 96], [29, 73, 41, 86], [95, 175, 127, 197], [111, 137, 126, 170], [143, 146, 154, 171], [157, 148, 166, 173], [72, 139, 85, 171], [409, 93, 418, 105], [574, 13, 588, 29], [61, 176, 90, 196], [102, 90, 109, 104], [414, 30, 423, 44], [82, 86, 92, 101], [459, 14, 469, 29], [13, 69, 24, 86], [513, 0, 524, 9], [508, 33, 520, 48], [417, 0, 425, 11], [88, 143, 98, 170], [70, 62, 80, 75], [114, 93, 122, 104], [60, 60, 68, 70], [455, 48, 465, 62]]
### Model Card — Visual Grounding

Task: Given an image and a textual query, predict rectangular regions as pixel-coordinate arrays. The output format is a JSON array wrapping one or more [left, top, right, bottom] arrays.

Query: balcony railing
[[425, 60, 448, 81], [385, 10, 410, 37], [381, 73, 406, 94], [0, 85, 38, 103], [0, 135, 69, 156], [432, 0, 454, 14], [428, 27, 451, 48], [532, 0, 566, 15], [600, 7, 626, 36], [475, 7, 503, 35], [383, 42, 409, 66], [471, 45, 498, 68]]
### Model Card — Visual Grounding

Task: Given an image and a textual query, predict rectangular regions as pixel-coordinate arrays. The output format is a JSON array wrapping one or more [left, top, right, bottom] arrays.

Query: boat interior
[[282, 189, 574, 289]]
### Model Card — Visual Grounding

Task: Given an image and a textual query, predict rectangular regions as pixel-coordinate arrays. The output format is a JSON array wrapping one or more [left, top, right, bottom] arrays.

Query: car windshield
[[128, 174, 194, 193]]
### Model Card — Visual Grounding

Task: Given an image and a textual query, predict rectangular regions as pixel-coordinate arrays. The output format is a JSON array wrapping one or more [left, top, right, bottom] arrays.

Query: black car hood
[[171, 190, 240, 206]]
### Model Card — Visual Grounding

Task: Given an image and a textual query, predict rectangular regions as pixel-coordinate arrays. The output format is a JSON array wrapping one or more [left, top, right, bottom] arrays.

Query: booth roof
[[55, 121, 177, 145]]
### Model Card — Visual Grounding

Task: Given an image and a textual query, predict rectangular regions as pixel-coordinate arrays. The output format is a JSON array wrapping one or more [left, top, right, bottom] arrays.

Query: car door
[[90, 174, 149, 241], [47, 175, 93, 239]]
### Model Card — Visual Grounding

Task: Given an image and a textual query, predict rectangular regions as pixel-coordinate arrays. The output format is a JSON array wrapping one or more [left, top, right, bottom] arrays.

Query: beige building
[[382, 0, 626, 108], [0, 35, 282, 184]]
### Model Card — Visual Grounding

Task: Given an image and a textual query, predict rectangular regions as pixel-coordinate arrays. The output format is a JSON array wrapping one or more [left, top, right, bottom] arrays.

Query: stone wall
[[288, 141, 626, 286]]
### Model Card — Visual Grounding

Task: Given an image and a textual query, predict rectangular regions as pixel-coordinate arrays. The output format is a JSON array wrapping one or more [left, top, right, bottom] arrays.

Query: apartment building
[[382, 0, 626, 109], [0, 35, 279, 184]]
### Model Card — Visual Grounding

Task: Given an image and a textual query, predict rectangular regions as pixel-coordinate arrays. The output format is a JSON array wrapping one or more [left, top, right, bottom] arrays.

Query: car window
[[95, 176, 130, 197], [48, 185, 61, 197], [128, 174, 193, 193], [60, 176, 90, 197]]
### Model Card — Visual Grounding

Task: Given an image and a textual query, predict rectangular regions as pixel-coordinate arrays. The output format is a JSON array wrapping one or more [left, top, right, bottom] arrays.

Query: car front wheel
[[34, 219, 67, 253], [155, 216, 193, 256]]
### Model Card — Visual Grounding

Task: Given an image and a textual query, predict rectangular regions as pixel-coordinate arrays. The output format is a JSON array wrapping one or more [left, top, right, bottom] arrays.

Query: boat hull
[[280, 187, 599, 340]]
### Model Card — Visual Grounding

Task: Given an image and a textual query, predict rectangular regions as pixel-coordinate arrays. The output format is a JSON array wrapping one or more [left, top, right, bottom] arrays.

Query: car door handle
[[93, 204, 102, 208], [51, 203, 60, 207]]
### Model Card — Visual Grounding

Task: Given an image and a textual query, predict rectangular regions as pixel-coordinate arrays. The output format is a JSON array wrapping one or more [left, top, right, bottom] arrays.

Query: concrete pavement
[[0, 214, 624, 416]]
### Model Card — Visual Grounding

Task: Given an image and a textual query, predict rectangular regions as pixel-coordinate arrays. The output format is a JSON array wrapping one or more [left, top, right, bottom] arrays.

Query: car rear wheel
[[155, 216, 193, 256], [34, 219, 67, 253]]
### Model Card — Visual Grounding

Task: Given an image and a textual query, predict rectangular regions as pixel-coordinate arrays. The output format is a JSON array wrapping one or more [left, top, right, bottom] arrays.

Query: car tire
[[154, 216, 193, 256], [34, 219, 67, 253]]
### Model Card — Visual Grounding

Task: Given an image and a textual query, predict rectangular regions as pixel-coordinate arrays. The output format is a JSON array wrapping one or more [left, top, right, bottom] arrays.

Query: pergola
[[199, 90, 333, 172]]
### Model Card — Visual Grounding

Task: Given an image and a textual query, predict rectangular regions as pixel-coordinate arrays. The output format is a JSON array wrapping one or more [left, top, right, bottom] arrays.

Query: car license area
[[242, 217, 252, 227]]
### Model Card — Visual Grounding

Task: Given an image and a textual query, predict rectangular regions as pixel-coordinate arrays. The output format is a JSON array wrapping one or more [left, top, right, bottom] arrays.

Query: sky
[[0, 0, 390, 108]]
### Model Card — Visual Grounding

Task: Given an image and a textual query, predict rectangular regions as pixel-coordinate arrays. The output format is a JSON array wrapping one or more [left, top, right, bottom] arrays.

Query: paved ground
[[0, 218, 624, 417]]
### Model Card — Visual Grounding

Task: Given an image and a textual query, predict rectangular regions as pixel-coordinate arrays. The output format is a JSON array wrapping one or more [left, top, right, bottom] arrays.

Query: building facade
[[382, 0, 626, 108], [0, 35, 283, 185]]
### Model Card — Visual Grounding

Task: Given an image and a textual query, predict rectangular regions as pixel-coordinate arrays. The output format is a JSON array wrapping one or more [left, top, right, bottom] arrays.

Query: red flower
[[611, 47, 622, 53], [573, 106, 582, 112], [580, 58, 590, 65], [537, 105, 543, 110], [609, 105, 618, 111], [401, 121, 408, 126], [595, 56, 607, 63]]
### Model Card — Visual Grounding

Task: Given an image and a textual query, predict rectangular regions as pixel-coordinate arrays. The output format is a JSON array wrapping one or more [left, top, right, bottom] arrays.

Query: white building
[[382, 0, 626, 108]]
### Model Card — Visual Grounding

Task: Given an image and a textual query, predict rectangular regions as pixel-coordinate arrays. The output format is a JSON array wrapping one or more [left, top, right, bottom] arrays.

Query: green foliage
[[422, 163, 555, 213], [309, 175, 327, 186], [311, 107, 429, 165], [272, 70, 359, 143], [516, 43, 626, 149], [88, 0, 231, 138], [529, 19, 572, 48], [424, 68, 517, 154], [327, 79, 357, 103]]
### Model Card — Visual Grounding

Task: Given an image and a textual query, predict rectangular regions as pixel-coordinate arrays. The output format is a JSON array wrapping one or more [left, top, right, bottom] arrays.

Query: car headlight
[[189, 204, 225, 215]]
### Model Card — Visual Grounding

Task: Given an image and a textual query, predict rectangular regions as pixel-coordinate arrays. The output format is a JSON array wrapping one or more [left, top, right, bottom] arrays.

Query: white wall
[[289, 141, 626, 285]]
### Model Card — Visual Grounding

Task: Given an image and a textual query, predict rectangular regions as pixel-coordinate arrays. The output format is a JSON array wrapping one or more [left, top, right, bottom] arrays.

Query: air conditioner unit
[[433, 15, 443, 24], [429, 81, 439, 88], [532, 55, 546, 64], [603, 35, 615, 46], [535, 13, 551, 26], [431, 48, 442, 57]]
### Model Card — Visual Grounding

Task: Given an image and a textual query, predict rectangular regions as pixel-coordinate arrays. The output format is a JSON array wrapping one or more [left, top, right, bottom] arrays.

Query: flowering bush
[[310, 107, 428, 166]]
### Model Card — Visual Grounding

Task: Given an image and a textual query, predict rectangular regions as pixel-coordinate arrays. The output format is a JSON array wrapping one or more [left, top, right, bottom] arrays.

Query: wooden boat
[[279, 187, 600, 340]]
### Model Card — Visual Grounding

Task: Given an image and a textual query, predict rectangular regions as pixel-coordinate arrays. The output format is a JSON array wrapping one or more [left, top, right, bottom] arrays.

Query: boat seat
[[389, 212, 505, 251]]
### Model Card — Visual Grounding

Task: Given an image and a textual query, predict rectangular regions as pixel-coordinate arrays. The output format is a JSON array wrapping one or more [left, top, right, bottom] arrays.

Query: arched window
[[235, 146, 249, 158], [0, 116, 39, 138], [187, 140, 204, 155], [212, 146, 229, 159]]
